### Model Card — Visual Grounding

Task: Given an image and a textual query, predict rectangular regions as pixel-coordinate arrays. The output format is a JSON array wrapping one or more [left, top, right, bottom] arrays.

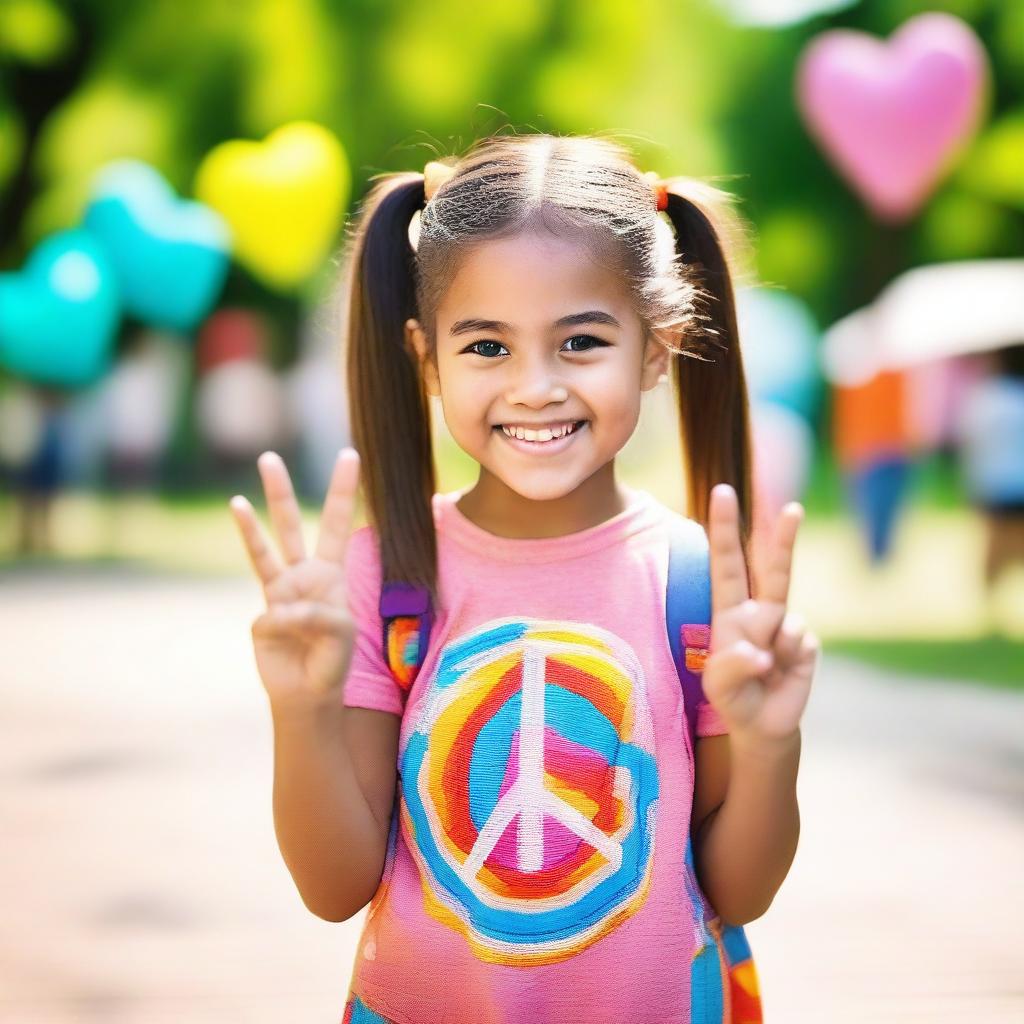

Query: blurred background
[[0, 1, 1021, 1022]]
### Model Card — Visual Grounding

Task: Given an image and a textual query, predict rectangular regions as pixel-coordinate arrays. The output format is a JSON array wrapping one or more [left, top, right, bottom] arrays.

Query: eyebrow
[[448, 310, 623, 337]]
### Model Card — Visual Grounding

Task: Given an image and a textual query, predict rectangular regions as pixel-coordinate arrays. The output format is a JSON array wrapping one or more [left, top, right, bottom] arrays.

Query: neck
[[455, 462, 634, 539]]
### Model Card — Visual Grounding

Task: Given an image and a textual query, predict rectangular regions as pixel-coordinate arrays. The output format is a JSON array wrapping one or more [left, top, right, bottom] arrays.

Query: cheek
[[587, 363, 643, 412], [438, 375, 491, 431]]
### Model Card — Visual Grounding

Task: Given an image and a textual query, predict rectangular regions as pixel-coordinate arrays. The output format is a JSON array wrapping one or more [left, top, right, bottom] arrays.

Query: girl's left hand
[[702, 483, 820, 752]]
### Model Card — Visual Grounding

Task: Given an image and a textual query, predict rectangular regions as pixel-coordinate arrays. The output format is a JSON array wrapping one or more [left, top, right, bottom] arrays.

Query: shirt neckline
[[433, 485, 659, 563]]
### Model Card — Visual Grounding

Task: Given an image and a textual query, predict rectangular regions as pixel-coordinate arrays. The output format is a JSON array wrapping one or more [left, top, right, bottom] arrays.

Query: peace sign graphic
[[398, 617, 660, 966]]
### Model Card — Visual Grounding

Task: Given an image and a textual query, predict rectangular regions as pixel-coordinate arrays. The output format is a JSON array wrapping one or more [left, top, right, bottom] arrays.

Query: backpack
[[377, 515, 763, 1023]]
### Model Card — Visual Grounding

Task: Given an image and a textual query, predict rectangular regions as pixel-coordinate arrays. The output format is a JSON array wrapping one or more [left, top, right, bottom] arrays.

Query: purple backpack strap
[[379, 579, 434, 694]]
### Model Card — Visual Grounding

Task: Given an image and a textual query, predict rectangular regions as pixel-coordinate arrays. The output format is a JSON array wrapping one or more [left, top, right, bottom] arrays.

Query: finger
[[229, 495, 283, 588], [755, 502, 803, 605], [253, 602, 354, 639], [257, 451, 307, 565], [708, 483, 750, 615], [772, 611, 806, 666], [315, 447, 360, 564], [800, 631, 822, 670]]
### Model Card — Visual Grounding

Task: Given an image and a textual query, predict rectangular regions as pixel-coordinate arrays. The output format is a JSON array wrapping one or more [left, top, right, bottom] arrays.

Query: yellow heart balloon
[[195, 122, 350, 291]]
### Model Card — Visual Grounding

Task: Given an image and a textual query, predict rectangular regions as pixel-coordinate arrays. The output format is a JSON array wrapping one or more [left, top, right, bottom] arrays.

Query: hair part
[[341, 133, 755, 604]]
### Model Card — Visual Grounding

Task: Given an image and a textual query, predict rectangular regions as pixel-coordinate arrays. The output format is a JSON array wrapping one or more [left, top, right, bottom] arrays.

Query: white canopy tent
[[822, 259, 1024, 385]]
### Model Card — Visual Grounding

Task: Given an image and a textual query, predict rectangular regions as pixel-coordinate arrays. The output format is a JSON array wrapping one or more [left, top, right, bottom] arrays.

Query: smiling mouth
[[492, 420, 589, 454], [494, 420, 588, 441]]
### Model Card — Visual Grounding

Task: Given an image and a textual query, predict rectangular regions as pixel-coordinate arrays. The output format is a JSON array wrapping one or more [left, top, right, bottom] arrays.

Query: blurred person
[[94, 332, 190, 557], [102, 332, 189, 493], [955, 343, 1024, 618], [285, 353, 349, 499], [285, 282, 352, 500], [228, 134, 819, 1023], [11, 388, 68, 556], [195, 353, 290, 491]]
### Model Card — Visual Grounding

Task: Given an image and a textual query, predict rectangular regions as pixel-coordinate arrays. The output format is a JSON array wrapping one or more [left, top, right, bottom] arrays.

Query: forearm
[[270, 697, 387, 922], [694, 729, 801, 926]]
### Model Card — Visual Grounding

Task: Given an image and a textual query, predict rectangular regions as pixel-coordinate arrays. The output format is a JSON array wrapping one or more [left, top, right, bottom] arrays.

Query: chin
[[488, 467, 589, 504]]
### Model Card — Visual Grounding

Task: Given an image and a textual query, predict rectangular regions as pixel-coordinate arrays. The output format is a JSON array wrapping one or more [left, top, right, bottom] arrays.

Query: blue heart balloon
[[0, 229, 121, 388], [84, 160, 230, 333]]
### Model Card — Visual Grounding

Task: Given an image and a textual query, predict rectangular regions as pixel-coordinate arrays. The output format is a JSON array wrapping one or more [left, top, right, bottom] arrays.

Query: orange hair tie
[[643, 171, 669, 211]]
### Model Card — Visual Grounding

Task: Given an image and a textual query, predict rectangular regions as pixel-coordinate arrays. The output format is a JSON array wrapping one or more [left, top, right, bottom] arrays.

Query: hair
[[342, 132, 755, 606]]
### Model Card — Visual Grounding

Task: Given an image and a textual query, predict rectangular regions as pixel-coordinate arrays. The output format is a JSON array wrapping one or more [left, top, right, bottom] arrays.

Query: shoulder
[[641, 492, 708, 545], [347, 492, 449, 567], [345, 522, 383, 589], [347, 521, 379, 557]]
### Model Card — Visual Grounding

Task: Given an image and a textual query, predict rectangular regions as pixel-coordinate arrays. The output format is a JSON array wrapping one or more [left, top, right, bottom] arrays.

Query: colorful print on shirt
[[399, 616, 659, 966]]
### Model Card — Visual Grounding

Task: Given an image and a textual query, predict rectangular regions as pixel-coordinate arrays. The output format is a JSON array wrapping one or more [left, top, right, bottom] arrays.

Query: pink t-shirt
[[341, 486, 728, 1024]]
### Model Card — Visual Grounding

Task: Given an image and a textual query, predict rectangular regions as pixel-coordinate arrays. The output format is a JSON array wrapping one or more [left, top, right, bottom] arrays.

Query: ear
[[640, 330, 672, 392], [405, 318, 441, 397]]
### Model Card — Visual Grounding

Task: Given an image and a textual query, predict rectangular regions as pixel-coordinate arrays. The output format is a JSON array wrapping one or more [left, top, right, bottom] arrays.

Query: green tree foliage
[[1, 0, 1021, 348]]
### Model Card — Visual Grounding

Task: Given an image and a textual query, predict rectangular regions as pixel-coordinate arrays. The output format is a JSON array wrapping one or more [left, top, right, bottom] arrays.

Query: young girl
[[229, 133, 820, 1024]]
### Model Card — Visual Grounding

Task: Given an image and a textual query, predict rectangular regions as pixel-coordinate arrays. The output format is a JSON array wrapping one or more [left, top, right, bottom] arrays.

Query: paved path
[[1, 568, 1021, 1023]]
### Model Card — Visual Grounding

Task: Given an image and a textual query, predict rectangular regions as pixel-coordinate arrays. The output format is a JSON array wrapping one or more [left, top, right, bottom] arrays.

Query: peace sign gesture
[[702, 484, 820, 750], [228, 448, 362, 711]]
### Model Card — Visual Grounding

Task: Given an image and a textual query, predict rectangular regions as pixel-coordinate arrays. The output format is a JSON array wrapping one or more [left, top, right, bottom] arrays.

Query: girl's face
[[406, 230, 669, 506]]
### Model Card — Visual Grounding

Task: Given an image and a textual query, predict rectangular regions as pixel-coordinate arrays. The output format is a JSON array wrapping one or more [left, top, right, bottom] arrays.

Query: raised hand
[[702, 483, 820, 750], [229, 448, 361, 710]]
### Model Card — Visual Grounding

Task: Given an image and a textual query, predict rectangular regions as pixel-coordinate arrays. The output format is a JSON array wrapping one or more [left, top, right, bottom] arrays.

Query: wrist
[[729, 727, 801, 764], [269, 688, 344, 731]]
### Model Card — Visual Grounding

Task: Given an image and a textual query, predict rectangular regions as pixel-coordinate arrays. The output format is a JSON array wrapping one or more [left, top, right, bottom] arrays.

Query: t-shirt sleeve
[[696, 698, 729, 737], [341, 524, 407, 716]]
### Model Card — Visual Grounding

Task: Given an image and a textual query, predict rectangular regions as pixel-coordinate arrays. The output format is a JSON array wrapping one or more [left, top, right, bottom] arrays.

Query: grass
[[827, 636, 1024, 691]]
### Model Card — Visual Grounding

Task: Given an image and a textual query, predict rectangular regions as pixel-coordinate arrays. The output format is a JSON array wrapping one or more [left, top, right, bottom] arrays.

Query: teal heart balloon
[[84, 160, 230, 332], [736, 287, 823, 424], [0, 229, 120, 388]]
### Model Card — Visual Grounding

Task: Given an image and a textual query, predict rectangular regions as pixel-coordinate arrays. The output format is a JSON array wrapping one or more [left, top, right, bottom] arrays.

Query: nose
[[503, 352, 570, 408]]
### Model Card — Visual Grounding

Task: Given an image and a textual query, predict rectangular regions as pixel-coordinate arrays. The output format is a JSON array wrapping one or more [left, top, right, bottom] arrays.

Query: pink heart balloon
[[797, 13, 989, 223]]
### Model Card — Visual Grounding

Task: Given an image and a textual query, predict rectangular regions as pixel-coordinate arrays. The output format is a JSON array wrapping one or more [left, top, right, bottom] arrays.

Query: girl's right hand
[[229, 448, 361, 711]]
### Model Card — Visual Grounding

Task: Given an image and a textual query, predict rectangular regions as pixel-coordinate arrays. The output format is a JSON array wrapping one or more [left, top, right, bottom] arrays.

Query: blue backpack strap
[[665, 516, 712, 752], [379, 579, 434, 696], [667, 517, 765, 1022]]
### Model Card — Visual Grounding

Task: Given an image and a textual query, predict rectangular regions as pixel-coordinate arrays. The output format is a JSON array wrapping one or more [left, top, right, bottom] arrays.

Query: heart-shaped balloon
[[194, 122, 350, 291], [84, 160, 230, 332], [736, 287, 822, 423], [797, 13, 989, 223], [0, 229, 120, 388]]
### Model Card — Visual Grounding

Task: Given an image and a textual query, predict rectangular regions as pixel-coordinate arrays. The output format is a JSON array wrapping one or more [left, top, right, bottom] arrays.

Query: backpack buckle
[[379, 581, 430, 619]]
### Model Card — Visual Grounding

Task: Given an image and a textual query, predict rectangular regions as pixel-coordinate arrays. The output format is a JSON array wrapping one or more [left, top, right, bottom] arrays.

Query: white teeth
[[501, 421, 578, 442]]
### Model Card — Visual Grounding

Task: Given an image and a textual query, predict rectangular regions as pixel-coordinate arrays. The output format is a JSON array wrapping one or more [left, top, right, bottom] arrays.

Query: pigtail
[[661, 179, 755, 559], [343, 172, 439, 606]]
